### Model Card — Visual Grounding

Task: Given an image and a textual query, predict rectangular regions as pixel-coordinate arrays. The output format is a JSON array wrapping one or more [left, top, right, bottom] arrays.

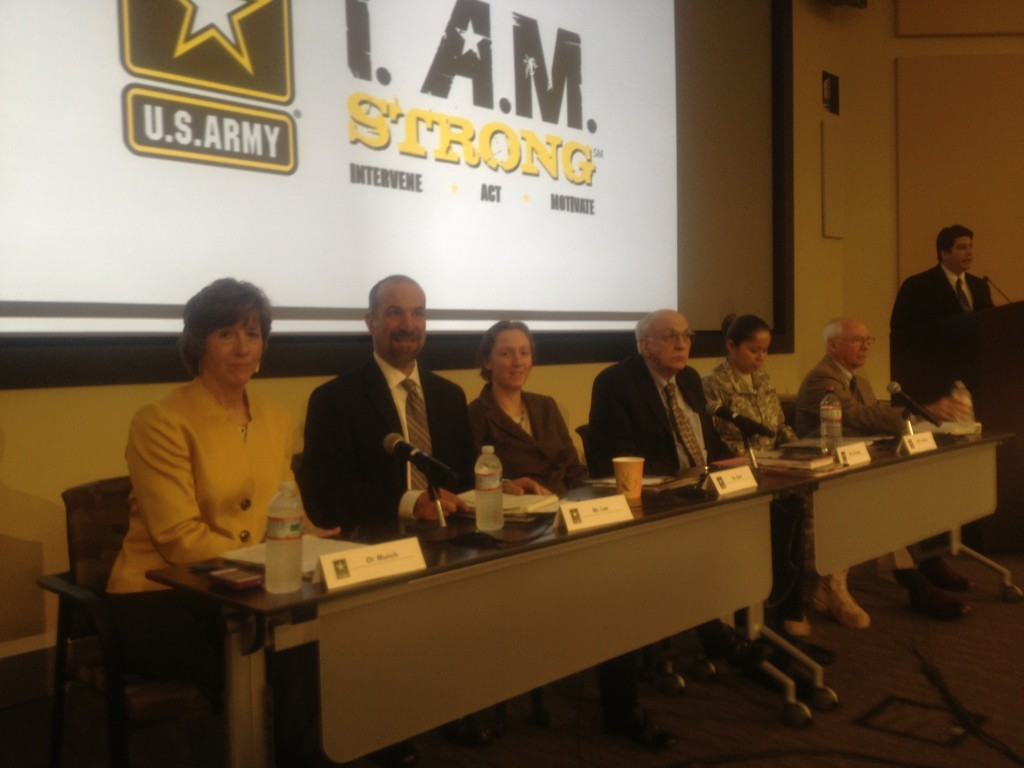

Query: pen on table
[[522, 494, 560, 513]]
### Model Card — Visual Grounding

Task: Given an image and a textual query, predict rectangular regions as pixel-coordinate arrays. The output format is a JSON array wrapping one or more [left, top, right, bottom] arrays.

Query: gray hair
[[822, 317, 845, 345], [634, 312, 657, 351]]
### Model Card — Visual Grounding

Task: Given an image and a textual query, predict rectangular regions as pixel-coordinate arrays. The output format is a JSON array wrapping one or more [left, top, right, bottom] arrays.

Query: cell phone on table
[[208, 567, 263, 590]]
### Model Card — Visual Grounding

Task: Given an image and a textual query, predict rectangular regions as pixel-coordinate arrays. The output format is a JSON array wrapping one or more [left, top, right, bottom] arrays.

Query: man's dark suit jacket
[[890, 264, 994, 331], [587, 355, 732, 478], [298, 358, 476, 538]]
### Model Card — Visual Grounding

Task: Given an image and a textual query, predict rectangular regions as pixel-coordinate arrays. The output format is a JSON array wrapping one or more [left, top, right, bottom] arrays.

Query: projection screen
[[0, 0, 705, 336]]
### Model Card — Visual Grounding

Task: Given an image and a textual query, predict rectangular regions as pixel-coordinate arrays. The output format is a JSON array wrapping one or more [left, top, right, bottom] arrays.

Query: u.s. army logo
[[120, 0, 296, 173], [120, 0, 292, 102]]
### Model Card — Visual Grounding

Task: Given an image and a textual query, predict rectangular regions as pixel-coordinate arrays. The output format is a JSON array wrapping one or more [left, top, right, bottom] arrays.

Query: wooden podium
[[891, 302, 1024, 553]]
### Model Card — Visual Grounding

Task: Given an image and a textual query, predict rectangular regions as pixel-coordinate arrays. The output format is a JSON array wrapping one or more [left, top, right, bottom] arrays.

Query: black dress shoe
[[441, 715, 493, 747], [895, 569, 970, 620], [917, 557, 974, 592], [369, 740, 417, 768], [605, 708, 676, 750], [702, 623, 772, 669]]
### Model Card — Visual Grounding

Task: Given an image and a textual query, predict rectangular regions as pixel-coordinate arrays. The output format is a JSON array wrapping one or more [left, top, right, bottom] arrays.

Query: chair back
[[575, 424, 592, 468], [61, 476, 132, 592], [778, 395, 798, 431]]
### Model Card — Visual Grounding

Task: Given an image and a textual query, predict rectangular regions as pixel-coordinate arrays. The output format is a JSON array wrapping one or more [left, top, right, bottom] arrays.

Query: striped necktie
[[956, 277, 972, 312], [401, 379, 432, 489], [663, 382, 706, 469]]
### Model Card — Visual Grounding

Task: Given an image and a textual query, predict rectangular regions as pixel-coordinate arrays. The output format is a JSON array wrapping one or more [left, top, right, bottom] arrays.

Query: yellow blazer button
[[240, 530, 251, 543], [241, 498, 252, 510]]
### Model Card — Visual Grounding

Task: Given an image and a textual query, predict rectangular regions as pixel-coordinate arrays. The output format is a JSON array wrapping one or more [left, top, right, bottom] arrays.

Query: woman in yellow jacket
[[106, 278, 335, 766]]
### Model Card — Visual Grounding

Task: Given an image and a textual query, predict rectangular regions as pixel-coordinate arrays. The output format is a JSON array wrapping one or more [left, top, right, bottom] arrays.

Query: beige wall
[[789, 0, 1024, 377], [5, 0, 1024, 671]]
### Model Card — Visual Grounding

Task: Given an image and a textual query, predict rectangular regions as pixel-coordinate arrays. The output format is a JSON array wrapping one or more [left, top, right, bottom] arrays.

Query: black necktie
[[956, 277, 972, 312], [849, 377, 864, 404]]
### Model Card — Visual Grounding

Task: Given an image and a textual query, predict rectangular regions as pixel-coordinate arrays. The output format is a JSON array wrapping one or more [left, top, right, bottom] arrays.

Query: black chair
[[575, 424, 593, 469], [38, 476, 212, 768]]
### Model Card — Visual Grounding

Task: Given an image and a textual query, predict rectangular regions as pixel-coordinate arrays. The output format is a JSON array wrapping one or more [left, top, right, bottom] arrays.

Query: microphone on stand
[[707, 404, 775, 438], [383, 433, 459, 534], [886, 381, 942, 427], [982, 275, 1013, 304], [382, 433, 458, 486]]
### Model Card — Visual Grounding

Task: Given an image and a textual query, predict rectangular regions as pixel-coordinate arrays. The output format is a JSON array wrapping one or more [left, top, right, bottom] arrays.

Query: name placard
[[319, 537, 426, 591], [705, 465, 759, 497], [898, 431, 937, 456], [559, 495, 634, 533], [836, 441, 871, 467]]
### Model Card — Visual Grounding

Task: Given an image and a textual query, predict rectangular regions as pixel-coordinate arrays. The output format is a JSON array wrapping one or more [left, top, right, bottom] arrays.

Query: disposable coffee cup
[[612, 456, 645, 503]]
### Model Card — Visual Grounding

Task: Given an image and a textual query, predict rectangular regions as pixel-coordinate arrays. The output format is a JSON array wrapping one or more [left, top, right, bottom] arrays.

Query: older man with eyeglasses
[[795, 316, 973, 624], [587, 310, 772, 702], [794, 316, 966, 437], [589, 309, 730, 478]]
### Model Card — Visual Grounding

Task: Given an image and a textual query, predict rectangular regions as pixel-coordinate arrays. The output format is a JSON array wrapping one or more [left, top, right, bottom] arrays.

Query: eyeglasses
[[651, 330, 697, 345], [836, 335, 875, 346]]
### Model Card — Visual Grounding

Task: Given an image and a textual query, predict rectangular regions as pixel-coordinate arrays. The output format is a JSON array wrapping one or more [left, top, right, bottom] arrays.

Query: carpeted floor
[[4, 554, 1022, 768]]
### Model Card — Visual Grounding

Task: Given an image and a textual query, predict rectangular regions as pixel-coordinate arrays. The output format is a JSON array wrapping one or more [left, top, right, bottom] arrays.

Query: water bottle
[[950, 380, 975, 425], [819, 386, 842, 457], [265, 481, 303, 593], [474, 446, 504, 532]]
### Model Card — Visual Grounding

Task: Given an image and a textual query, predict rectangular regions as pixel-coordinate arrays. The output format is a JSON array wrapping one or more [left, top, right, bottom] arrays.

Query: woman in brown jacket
[[467, 320, 587, 497]]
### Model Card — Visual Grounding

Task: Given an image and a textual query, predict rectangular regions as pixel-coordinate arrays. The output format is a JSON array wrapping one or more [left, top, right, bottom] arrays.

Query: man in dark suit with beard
[[299, 275, 479, 766], [298, 275, 568, 763], [299, 274, 477, 542]]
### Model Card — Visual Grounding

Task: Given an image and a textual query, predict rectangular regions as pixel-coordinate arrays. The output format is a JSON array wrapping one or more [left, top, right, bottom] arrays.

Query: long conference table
[[148, 433, 1008, 767]]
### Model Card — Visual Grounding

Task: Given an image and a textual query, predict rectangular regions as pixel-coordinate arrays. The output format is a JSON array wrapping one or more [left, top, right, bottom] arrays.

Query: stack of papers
[[588, 476, 674, 488], [588, 472, 704, 493], [925, 420, 983, 436], [456, 491, 562, 515], [222, 535, 359, 577]]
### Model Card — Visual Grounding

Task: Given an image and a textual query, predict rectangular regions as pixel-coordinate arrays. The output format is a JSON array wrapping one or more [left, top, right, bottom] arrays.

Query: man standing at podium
[[889, 225, 997, 548], [890, 224, 994, 331]]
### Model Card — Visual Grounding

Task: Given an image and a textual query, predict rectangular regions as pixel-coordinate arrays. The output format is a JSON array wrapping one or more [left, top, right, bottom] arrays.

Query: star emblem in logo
[[456, 18, 487, 59], [174, 0, 273, 74]]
